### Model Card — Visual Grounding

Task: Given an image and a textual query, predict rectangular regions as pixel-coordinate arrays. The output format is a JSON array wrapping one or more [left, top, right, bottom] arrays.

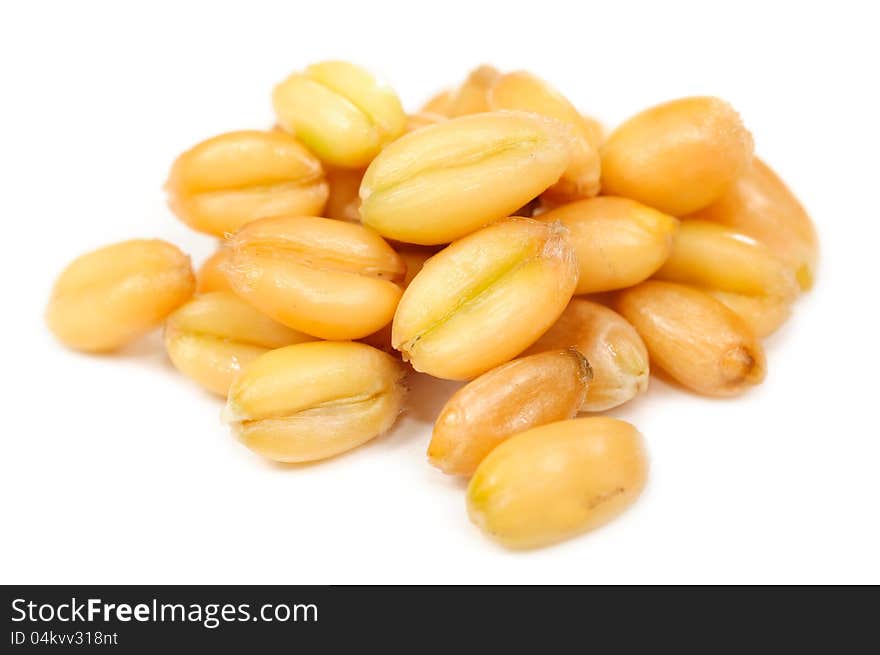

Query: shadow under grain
[[405, 371, 464, 425]]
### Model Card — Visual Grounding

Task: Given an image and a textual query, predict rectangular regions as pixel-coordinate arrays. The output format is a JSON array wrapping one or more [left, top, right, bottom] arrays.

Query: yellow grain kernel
[[225, 215, 405, 340], [708, 291, 792, 339], [272, 60, 406, 168], [196, 247, 234, 294], [164, 291, 314, 396], [539, 196, 679, 294], [601, 97, 754, 215], [689, 157, 819, 290], [655, 219, 799, 300], [360, 111, 572, 245], [47, 239, 195, 352], [224, 341, 407, 462], [489, 70, 600, 201], [165, 130, 328, 236], [392, 218, 578, 380], [467, 417, 648, 549]]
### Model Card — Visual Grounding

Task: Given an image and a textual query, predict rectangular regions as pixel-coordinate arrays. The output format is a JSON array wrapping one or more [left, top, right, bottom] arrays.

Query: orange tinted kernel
[[166, 130, 328, 236], [226, 215, 405, 340], [446, 65, 500, 117], [429, 349, 591, 476], [615, 281, 765, 397], [196, 247, 234, 294], [601, 97, 754, 215], [47, 239, 195, 352], [539, 196, 679, 294]]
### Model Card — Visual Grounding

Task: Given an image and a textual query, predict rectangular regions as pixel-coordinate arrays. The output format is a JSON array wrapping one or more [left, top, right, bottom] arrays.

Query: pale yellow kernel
[[164, 291, 314, 396], [273, 60, 406, 168], [392, 218, 578, 380], [360, 112, 572, 245], [655, 219, 798, 300]]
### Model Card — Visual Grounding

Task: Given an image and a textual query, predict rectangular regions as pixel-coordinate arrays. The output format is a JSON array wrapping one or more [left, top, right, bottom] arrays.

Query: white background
[[1, 0, 878, 584]]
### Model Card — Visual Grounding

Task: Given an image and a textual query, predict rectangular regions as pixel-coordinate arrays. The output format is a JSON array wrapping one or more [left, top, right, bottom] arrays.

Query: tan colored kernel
[[489, 71, 600, 201], [224, 341, 406, 463], [420, 89, 454, 115], [429, 349, 591, 477], [601, 97, 754, 215], [524, 299, 649, 411], [164, 291, 314, 396], [446, 65, 499, 117], [615, 281, 766, 397], [539, 196, 679, 294], [272, 60, 406, 168], [689, 157, 819, 290], [392, 218, 578, 380], [404, 112, 446, 134], [196, 247, 234, 294], [226, 216, 405, 340], [655, 219, 798, 300], [165, 130, 328, 236], [360, 112, 572, 245], [708, 291, 792, 339], [467, 417, 648, 549], [47, 239, 195, 352], [324, 166, 365, 222]]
